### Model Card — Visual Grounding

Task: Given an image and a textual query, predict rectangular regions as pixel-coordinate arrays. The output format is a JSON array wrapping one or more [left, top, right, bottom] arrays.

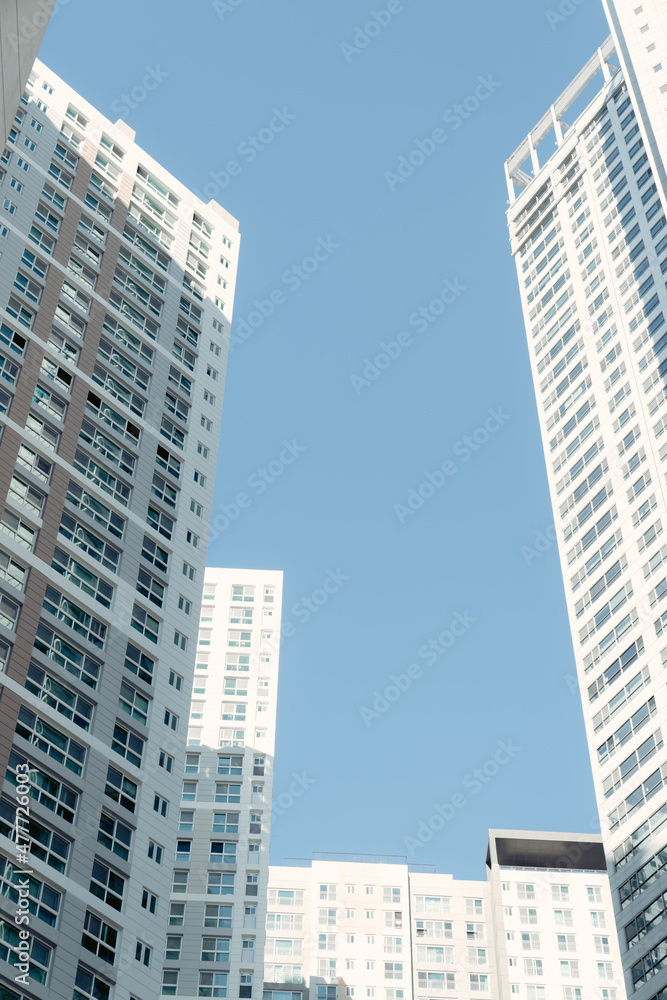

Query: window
[[0, 920, 51, 983], [73, 967, 110, 1000], [124, 641, 154, 685], [169, 901, 185, 926], [521, 933, 541, 951], [165, 934, 181, 960], [417, 971, 453, 990], [148, 504, 174, 540], [0, 548, 27, 592], [176, 840, 191, 861], [90, 859, 125, 911], [466, 898, 484, 916], [169, 670, 183, 691], [557, 934, 576, 952], [469, 974, 489, 992], [182, 780, 197, 802], [149, 840, 164, 864], [153, 793, 168, 818], [216, 782, 241, 803], [179, 595, 192, 614], [199, 972, 228, 998], [105, 764, 138, 812], [118, 680, 149, 725], [34, 621, 101, 689], [0, 855, 61, 927], [27, 413, 59, 451], [594, 935, 611, 955], [82, 909, 118, 964], [221, 702, 246, 722], [208, 872, 235, 895], [466, 923, 485, 939], [206, 903, 233, 928], [162, 970, 179, 996], [16, 705, 85, 774], [139, 535, 169, 576], [587, 886, 603, 904], [130, 602, 160, 643], [517, 884, 535, 900], [111, 723, 144, 767], [524, 959, 543, 977], [172, 870, 188, 893], [98, 812, 132, 861], [213, 812, 239, 834], [179, 810, 194, 831], [135, 940, 151, 967], [136, 567, 164, 608]]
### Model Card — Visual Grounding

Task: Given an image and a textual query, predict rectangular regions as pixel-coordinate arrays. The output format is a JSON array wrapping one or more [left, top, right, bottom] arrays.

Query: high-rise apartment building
[[505, 8, 667, 1000], [263, 831, 624, 1000], [487, 832, 623, 1000], [0, 60, 239, 1000], [164, 567, 283, 1000]]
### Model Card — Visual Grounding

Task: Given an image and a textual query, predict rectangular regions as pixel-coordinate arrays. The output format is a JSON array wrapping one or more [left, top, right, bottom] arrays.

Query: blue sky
[[41, 0, 612, 879]]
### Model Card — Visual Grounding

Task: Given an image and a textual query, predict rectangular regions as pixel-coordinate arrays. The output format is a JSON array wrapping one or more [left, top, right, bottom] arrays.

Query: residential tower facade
[[0, 60, 239, 1000], [505, 8, 667, 1000], [164, 567, 283, 1000], [263, 831, 623, 1000]]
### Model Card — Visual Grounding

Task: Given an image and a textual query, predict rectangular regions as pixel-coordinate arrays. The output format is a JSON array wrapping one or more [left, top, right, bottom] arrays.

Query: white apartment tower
[[505, 5, 667, 999], [263, 831, 623, 1000], [164, 567, 283, 1000], [0, 60, 239, 1000]]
